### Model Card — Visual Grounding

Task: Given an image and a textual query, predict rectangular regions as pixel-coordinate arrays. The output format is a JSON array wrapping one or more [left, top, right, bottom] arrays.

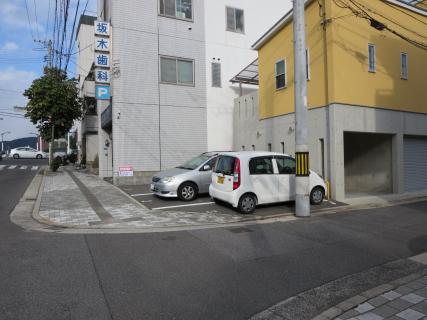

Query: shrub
[[50, 157, 61, 172]]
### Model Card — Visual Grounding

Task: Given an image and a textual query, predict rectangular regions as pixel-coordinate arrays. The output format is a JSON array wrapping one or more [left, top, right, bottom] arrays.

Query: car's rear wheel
[[238, 193, 257, 214], [178, 182, 198, 201], [13, 154, 19, 159], [36, 154, 42, 159], [310, 186, 325, 205]]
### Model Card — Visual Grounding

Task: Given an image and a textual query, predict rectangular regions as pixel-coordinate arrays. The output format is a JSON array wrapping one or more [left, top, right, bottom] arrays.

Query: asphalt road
[[1, 161, 427, 319], [121, 184, 346, 217]]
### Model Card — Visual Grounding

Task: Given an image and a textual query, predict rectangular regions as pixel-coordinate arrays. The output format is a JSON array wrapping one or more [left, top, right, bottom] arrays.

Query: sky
[[0, 0, 97, 141]]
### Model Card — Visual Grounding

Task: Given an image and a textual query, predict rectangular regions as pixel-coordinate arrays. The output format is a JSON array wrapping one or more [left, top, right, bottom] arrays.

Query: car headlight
[[162, 177, 174, 183]]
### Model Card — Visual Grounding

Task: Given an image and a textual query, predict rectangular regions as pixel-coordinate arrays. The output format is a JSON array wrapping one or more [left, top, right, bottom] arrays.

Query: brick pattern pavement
[[38, 168, 243, 228], [336, 276, 427, 320]]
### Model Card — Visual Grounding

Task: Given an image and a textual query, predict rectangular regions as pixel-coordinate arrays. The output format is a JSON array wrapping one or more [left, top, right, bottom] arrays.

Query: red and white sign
[[118, 165, 133, 177]]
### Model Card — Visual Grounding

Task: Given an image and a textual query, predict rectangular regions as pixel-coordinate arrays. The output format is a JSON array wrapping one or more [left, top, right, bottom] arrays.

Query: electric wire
[[45, 0, 52, 40], [24, 0, 36, 41], [65, 0, 81, 71], [32, 0, 40, 39], [332, 0, 427, 51]]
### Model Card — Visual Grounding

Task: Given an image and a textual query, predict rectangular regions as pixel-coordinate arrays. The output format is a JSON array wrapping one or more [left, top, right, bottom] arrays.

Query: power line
[[45, 0, 52, 39], [24, 0, 36, 41], [381, 0, 427, 27], [32, 0, 40, 39], [332, 0, 427, 51], [65, 0, 81, 71], [350, 0, 427, 40]]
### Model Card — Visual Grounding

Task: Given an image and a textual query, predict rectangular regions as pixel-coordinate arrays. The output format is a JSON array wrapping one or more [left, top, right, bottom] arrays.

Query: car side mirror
[[203, 164, 211, 171]]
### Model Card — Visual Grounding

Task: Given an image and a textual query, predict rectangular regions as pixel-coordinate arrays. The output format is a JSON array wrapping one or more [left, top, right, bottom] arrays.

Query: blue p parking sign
[[96, 85, 111, 100]]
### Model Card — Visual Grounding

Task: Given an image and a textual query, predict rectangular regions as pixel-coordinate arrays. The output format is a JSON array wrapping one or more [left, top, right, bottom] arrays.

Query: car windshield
[[176, 154, 212, 170]]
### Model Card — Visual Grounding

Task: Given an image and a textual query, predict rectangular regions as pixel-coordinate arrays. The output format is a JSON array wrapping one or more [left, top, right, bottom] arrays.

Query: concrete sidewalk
[[35, 167, 243, 229], [30, 166, 427, 231]]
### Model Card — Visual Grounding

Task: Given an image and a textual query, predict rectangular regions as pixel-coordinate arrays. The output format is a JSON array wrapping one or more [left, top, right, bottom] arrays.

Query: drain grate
[[228, 227, 254, 234]]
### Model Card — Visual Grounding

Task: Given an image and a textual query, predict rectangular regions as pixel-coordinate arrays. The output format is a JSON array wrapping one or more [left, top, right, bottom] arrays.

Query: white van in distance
[[209, 152, 327, 214]]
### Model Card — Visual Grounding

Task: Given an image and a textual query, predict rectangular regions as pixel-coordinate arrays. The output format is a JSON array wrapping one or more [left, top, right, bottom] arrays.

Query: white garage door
[[404, 136, 427, 192]]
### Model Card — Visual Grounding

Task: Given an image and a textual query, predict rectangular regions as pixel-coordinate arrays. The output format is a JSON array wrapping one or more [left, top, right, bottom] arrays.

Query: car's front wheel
[[310, 186, 325, 205], [36, 154, 42, 159], [238, 193, 257, 214], [178, 182, 198, 201], [13, 154, 19, 159]]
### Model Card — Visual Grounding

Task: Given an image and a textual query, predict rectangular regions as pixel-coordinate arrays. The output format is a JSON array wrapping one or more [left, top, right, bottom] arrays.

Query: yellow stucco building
[[233, 0, 427, 200]]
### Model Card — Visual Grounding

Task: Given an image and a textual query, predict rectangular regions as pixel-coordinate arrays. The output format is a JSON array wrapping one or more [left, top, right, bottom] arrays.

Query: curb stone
[[248, 257, 427, 320], [311, 254, 427, 320]]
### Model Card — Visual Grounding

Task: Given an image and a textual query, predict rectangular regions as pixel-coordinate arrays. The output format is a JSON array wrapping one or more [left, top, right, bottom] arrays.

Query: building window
[[226, 7, 244, 33], [211, 62, 221, 87], [401, 52, 408, 80], [281, 142, 285, 154], [160, 56, 194, 85], [306, 48, 310, 81], [159, 0, 192, 20], [268, 143, 272, 152], [368, 43, 376, 73], [275, 59, 286, 90]]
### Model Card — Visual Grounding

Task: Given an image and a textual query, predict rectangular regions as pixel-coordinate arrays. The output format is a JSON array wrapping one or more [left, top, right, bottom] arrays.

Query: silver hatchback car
[[150, 152, 220, 201]]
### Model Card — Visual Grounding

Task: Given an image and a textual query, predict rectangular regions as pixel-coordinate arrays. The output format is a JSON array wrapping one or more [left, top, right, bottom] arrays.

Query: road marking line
[[329, 200, 337, 205], [20, 166, 28, 170], [0, 165, 5, 170], [8, 165, 16, 169], [152, 202, 215, 210], [140, 200, 152, 203], [131, 193, 154, 197], [31, 166, 38, 170]]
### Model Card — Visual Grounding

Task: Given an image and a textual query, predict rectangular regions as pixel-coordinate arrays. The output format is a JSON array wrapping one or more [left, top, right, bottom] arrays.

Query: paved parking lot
[[120, 184, 347, 218]]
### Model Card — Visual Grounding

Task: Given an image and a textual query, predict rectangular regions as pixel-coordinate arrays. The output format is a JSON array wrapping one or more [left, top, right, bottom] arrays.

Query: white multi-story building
[[77, 0, 291, 184]]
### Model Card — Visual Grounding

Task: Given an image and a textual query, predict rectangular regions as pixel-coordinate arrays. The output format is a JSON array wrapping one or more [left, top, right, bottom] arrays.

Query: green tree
[[23, 67, 82, 162]]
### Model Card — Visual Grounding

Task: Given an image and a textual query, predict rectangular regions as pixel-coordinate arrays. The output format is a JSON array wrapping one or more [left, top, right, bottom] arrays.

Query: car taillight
[[233, 158, 240, 190]]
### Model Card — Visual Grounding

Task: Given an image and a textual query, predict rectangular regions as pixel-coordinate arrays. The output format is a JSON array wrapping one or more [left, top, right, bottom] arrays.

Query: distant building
[[234, 0, 427, 200]]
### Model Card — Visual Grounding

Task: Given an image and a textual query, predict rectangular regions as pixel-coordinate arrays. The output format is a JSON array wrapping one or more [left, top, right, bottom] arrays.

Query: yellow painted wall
[[330, 0, 427, 113], [258, 1, 327, 119], [258, 0, 427, 119]]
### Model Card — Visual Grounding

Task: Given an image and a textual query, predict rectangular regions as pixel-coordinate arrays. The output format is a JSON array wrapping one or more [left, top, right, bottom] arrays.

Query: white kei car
[[10, 147, 47, 159], [209, 151, 327, 214]]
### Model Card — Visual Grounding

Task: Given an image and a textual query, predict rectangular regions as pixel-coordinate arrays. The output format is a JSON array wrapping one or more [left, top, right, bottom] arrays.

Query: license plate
[[150, 183, 154, 190], [217, 176, 224, 184]]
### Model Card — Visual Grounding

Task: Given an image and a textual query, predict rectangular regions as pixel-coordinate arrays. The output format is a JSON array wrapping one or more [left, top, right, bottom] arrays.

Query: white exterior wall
[[204, 0, 291, 151], [110, 0, 207, 183], [76, 23, 95, 91]]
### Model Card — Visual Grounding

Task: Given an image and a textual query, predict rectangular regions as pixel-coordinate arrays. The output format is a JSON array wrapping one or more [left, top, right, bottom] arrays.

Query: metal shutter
[[404, 136, 427, 191]]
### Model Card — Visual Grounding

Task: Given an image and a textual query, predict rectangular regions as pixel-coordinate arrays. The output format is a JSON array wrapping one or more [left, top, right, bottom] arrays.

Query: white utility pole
[[293, 0, 310, 217], [1, 131, 11, 153]]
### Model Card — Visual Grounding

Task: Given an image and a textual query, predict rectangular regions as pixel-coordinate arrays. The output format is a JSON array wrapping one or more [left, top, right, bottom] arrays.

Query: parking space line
[[328, 200, 337, 205], [131, 193, 154, 197], [152, 202, 215, 210]]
